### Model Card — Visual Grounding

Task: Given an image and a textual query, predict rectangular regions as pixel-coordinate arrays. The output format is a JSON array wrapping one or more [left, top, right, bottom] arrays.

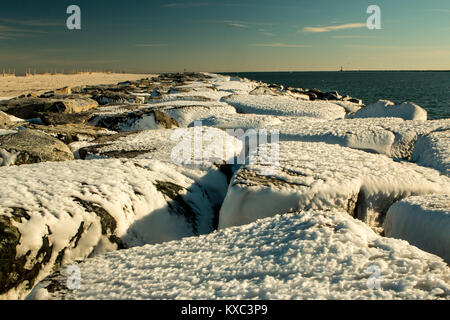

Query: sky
[[0, 0, 449, 74]]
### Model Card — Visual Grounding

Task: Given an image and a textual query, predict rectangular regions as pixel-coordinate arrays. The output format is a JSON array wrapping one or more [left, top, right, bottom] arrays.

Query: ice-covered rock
[[88, 109, 179, 132], [385, 194, 450, 263], [0, 158, 218, 299], [144, 100, 237, 127], [197, 114, 449, 160], [28, 211, 450, 300], [412, 130, 450, 176], [219, 141, 450, 233], [352, 100, 427, 121], [75, 127, 243, 166], [222, 94, 346, 119]]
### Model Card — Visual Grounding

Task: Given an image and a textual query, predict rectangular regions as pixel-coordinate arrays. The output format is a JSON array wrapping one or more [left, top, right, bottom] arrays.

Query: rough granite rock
[[0, 97, 99, 119], [23, 123, 113, 144], [0, 129, 74, 166], [92, 91, 147, 105], [0, 111, 23, 129]]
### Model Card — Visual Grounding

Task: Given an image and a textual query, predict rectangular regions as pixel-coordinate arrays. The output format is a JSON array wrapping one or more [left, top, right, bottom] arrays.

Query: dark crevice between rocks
[[154, 180, 198, 234], [72, 197, 125, 249]]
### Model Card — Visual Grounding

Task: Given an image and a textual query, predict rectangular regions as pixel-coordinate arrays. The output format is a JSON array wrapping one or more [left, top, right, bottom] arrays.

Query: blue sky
[[0, 0, 449, 73]]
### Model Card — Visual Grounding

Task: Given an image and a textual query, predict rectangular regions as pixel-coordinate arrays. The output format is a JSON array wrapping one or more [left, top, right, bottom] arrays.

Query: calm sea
[[223, 71, 450, 120]]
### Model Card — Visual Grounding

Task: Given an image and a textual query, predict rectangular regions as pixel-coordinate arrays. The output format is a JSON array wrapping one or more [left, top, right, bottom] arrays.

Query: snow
[[142, 101, 237, 127], [2, 72, 449, 300], [223, 94, 347, 119], [88, 112, 160, 132], [28, 210, 450, 300], [0, 158, 221, 299], [351, 100, 428, 121], [412, 130, 450, 176], [0, 129, 18, 136], [219, 141, 450, 233], [385, 194, 450, 263], [198, 114, 450, 160], [72, 127, 243, 166]]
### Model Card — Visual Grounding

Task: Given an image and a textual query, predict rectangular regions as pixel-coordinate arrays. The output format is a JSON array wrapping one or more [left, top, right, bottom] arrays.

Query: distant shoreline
[[221, 70, 450, 73]]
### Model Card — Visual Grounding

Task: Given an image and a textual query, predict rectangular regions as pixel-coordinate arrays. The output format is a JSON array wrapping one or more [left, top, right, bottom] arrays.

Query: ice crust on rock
[[198, 114, 450, 160], [219, 141, 450, 233], [412, 130, 450, 176], [0, 158, 219, 299], [385, 194, 450, 263], [223, 94, 347, 119], [352, 100, 428, 121], [29, 211, 450, 300]]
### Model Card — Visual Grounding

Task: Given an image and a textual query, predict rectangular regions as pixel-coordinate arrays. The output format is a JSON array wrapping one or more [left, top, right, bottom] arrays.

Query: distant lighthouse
[[340, 66, 344, 72]]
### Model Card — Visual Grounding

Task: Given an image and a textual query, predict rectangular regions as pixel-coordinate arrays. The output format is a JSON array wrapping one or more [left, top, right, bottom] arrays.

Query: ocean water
[[223, 71, 450, 120]]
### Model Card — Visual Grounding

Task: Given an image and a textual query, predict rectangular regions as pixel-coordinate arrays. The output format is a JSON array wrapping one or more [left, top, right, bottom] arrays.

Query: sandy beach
[[0, 73, 155, 99]]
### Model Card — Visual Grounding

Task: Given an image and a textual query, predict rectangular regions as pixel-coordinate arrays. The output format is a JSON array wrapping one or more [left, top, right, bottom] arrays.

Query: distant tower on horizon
[[340, 66, 344, 72]]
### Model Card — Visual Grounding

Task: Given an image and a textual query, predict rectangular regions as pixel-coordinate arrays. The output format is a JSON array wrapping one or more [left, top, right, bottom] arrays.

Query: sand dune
[[0, 73, 156, 98]]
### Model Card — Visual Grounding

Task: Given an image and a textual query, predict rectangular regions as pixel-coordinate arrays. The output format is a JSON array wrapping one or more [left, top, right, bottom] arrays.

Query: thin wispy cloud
[[0, 24, 50, 40], [426, 9, 450, 13], [161, 2, 210, 9], [303, 23, 366, 33], [332, 35, 375, 39], [223, 20, 274, 27], [135, 44, 169, 47], [345, 44, 396, 49], [228, 23, 249, 28], [0, 18, 63, 27], [250, 43, 309, 48]]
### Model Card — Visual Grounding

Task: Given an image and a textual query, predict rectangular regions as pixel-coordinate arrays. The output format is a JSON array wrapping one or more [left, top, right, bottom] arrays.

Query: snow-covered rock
[[28, 211, 450, 300], [385, 194, 450, 263], [198, 114, 449, 160], [88, 109, 179, 132], [144, 100, 237, 127], [219, 141, 450, 233], [352, 100, 427, 121], [75, 127, 243, 165], [223, 94, 346, 119], [412, 130, 450, 176], [0, 158, 219, 299]]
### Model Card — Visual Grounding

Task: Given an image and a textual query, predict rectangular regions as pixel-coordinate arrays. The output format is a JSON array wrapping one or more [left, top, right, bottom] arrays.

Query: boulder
[[218, 141, 450, 233], [352, 100, 427, 121], [385, 194, 450, 263], [88, 109, 179, 132], [0, 129, 74, 166], [28, 210, 450, 300], [222, 94, 346, 119], [53, 87, 71, 95], [0, 97, 98, 119], [23, 123, 113, 144], [39, 111, 94, 126], [412, 130, 450, 176], [92, 91, 147, 105], [0, 111, 23, 129], [0, 158, 218, 299]]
